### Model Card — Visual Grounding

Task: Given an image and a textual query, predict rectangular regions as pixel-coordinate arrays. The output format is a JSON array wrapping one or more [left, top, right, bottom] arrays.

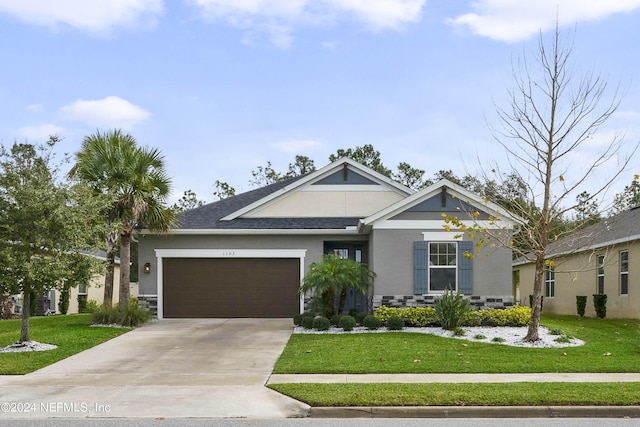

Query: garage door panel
[[163, 258, 299, 318]]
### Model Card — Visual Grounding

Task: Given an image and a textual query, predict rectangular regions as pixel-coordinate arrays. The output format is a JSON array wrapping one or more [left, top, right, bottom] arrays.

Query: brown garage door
[[163, 258, 300, 318]]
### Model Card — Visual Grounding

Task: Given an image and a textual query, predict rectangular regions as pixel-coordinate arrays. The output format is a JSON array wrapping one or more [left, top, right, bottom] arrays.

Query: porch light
[[143, 263, 151, 273]]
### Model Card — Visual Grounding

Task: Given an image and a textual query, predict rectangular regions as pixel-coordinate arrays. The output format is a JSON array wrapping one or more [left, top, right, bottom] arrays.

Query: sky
[[1, 0, 639, 206]]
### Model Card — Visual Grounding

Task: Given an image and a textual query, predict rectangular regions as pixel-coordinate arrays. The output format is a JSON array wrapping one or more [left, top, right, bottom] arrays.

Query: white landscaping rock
[[0, 341, 58, 353], [293, 325, 585, 348]]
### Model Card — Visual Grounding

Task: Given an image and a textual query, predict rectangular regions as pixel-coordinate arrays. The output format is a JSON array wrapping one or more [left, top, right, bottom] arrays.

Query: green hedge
[[375, 305, 531, 327]]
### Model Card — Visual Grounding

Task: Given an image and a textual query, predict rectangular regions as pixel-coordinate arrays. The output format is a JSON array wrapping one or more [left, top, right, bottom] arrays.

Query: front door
[[324, 242, 368, 313]]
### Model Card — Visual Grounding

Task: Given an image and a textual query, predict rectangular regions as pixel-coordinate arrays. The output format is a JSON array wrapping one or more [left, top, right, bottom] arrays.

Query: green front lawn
[[274, 315, 640, 374], [269, 383, 640, 407], [270, 315, 640, 406], [0, 314, 130, 375]]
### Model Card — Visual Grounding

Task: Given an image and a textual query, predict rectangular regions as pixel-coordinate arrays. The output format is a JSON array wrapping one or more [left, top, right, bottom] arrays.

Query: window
[[545, 265, 555, 298], [620, 251, 629, 295], [596, 255, 605, 294], [332, 248, 349, 259], [429, 242, 457, 292], [78, 284, 87, 295]]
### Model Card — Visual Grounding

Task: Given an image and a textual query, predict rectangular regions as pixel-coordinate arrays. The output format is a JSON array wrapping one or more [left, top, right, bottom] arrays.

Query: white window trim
[[545, 266, 555, 298], [596, 254, 605, 294], [154, 249, 307, 319], [427, 242, 458, 293], [620, 250, 629, 296]]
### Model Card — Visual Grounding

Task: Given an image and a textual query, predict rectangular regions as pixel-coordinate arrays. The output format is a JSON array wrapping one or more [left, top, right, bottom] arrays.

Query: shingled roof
[[176, 175, 361, 230], [548, 206, 640, 256], [515, 206, 640, 264]]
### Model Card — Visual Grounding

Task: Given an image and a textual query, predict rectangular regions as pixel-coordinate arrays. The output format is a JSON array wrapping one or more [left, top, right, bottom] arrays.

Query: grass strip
[[274, 316, 640, 374], [268, 382, 640, 407], [0, 314, 130, 375]]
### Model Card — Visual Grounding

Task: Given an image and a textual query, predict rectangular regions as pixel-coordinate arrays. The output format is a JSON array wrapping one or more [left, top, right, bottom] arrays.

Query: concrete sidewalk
[[267, 373, 640, 419]]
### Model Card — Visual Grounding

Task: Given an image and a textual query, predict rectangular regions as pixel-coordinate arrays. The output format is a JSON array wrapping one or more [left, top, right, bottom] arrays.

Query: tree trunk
[[119, 231, 131, 311], [20, 286, 31, 343], [338, 288, 348, 315], [524, 256, 545, 342], [103, 228, 118, 307]]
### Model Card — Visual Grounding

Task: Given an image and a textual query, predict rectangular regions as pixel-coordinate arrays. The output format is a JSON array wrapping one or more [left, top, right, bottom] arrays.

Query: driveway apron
[[0, 319, 309, 419]]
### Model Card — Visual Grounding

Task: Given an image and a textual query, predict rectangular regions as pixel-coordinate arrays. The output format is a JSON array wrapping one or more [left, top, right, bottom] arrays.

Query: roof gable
[[313, 168, 378, 185], [221, 158, 412, 220], [361, 179, 523, 231]]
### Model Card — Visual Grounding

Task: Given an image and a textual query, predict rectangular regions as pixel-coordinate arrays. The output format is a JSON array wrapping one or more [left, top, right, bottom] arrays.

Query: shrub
[[92, 303, 121, 325], [85, 299, 99, 313], [576, 296, 587, 317], [305, 296, 331, 318], [548, 328, 564, 335], [293, 314, 303, 326], [434, 290, 472, 331], [555, 335, 573, 343], [404, 306, 436, 327], [374, 306, 404, 323], [301, 315, 314, 329], [338, 315, 356, 331], [348, 308, 360, 318], [464, 309, 487, 327], [474, 334, 487, 340], [330, 314, 342, 326], [492, 337, 505, 343], [58, 288, 70, 315], [453, 327, 465, 336], [313, 316, 330, 331], [507, 306, 532, 326], [0, 295, 13, 319], [120, 298, 151, 327], [593, 294, 607, 318], [363, 315, 381, 330], [77, 294, 88, 313], [386, 316, 405, 331], [354, 311, 367, 326], [486, 306, 531, 327]]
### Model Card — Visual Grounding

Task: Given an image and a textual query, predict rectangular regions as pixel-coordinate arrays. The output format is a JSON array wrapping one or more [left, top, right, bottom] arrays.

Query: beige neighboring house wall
[[514, 229, 639, 319], [46, 262, 137, 314], [63, 263, 138, 313], [11, 262, 138, 315]]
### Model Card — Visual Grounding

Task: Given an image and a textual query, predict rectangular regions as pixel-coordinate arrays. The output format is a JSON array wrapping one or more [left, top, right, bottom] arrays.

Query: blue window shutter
[[458, 240, 473, 294], [414, 241, 428, 294]]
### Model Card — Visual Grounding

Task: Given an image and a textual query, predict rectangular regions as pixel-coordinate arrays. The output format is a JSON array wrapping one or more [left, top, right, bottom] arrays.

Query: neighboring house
[[137, 158, 522, 319], [513, 207, 640, 318], [11, 252, 137, 315]]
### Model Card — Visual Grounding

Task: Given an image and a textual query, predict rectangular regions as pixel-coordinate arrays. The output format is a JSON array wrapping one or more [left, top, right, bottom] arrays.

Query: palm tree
[[298, 254, 375, 317], [70, 129, 174, 309], [116, 145, 174, 308]]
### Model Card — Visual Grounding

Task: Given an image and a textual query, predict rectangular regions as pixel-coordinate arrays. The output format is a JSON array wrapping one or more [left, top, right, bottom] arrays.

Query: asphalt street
[[2, 418, 639, 427]]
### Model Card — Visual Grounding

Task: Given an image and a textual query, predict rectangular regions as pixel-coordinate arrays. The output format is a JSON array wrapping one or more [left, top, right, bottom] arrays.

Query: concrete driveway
[[0, 319, 309, 419]]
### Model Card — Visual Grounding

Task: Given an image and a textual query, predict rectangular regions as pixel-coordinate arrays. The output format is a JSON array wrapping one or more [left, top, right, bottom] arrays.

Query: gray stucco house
[[137, 158, 522, 319]]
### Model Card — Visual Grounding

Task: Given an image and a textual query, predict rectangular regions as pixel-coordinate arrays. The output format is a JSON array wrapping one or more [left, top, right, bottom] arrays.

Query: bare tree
[[487, 25, 636, 341]]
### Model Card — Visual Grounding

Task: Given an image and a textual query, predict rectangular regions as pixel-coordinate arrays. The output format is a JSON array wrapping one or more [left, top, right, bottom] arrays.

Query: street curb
[[309, 406, 640, 418]]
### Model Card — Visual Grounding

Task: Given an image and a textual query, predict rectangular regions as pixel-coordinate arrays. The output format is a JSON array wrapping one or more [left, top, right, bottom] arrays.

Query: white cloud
[[187, 0, 425, 47], [60, 96, 151, 129], [271, 139, 322, 153], [18, 123, 65, 141], [326, 0, 424, 30], [448, 0, 640, 42], [0, 0, 163, 35]]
